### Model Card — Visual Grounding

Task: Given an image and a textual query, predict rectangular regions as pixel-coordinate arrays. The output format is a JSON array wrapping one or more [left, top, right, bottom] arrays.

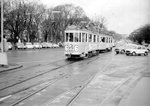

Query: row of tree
[[1, 0, 121, 46], [128, 24, 150, 44]]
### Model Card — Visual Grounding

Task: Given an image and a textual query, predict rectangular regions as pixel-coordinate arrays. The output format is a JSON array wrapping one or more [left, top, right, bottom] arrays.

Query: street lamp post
[[0, 0, 8, 66], [1, 0, 4, 52]]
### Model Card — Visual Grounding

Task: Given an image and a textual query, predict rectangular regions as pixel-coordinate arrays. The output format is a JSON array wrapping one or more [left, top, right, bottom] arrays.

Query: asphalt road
[[7, 48, 66, 67], [0, 48, 149, 106]]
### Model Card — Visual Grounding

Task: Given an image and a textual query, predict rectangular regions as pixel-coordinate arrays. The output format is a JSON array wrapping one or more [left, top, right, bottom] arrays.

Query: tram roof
[[65, 25, 113, 37], [65, 25, 89, 32]]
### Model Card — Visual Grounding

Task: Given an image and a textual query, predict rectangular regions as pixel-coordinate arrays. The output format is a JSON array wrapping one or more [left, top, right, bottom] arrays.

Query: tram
[[64, 25, 114, 59]]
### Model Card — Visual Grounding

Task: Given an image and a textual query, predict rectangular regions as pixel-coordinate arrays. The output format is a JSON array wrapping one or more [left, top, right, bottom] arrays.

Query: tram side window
[[89, 34, 92, 42], [106, 37, 109, 43], [101, 37, 105, 43], [85, 33, 87, 42], [82, 33, 85, 42], [94, 35, 96, 42], [106, 37, 108, 43], [97, 35, 99, 42], [74, 33, 79, 42], [99, 37, 102, 42], [79, 33, 81, 42], [110, 38, 112, 43], [69, 33, 73, 42]]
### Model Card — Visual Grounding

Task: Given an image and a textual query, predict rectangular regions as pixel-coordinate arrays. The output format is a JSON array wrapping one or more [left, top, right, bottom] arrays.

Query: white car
[[25, 42, 34, 49], [46, 42, 53, 48], [0, 42, 11, 51], [7, 42, 13, 50], [16, 43, 26, 49], [126, 46, 148, 56], [52, 43, 59, 48], [33, 43, 42, 49], [114, 46, 125, 54], [41, 42, 48, 48]]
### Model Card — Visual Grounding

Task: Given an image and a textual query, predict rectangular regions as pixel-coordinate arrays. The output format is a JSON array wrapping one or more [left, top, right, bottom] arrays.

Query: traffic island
[[0, 52, 8, 66]]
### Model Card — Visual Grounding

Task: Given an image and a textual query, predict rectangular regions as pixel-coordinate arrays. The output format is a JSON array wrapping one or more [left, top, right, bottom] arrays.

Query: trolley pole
[[0, 0, 8, 66]]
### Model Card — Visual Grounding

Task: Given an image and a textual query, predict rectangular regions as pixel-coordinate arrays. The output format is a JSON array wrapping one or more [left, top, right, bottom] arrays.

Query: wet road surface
[[0, 48, 149, 106]]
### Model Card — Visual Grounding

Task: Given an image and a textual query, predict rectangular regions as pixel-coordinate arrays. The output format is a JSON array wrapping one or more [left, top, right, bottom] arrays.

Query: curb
[[0, 64, 23, 73]]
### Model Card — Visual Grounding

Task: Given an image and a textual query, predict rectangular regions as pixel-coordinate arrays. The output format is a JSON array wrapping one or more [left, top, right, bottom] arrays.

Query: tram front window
[[65, 33, 69, 42], [69, 33, 73, 42], [89, 34, 92, 42], [101, 37, 105, 43], [74, 33, 79, 42]]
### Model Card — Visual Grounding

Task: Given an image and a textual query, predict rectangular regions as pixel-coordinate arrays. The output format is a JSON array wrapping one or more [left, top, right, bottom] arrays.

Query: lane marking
[[0, 95, 12, 102]]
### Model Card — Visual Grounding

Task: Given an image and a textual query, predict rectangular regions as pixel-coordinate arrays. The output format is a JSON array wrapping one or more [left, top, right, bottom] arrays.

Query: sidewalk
[[119, 77, 150, 106], [0, 63, 23, 73]]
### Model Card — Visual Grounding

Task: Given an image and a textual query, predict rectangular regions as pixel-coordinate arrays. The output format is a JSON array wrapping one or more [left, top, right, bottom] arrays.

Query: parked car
[[33, 42, 42, 49], [16, 43, 26, 49], [7, 42, 13, 50], [0, 42, 12, 51], [25, 42, 34, 49], [46, 42, 53, 48], [52, 43, 59, 48], [58, 42, 64, 47], [126, 45, 148, 56], [41, 42, 48, 48]]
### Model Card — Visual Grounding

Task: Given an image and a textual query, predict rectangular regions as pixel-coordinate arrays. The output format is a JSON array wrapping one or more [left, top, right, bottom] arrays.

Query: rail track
[[0, 54, 102, 105], [42, 56, 113, 106], [10, 74, 68, 106], [42, 55, 145, 106], [0, 59, 76, 98]]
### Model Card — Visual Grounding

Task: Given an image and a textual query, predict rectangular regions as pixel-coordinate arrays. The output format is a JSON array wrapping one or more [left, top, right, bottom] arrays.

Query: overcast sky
[[39, 0, 150, 34]]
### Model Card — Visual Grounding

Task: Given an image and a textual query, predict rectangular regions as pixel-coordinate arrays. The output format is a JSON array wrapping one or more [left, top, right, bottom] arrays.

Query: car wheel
[[116, 51, 119, 54], [132, 52, 136, 56], [126, 53, 129, 56], [144, 52, 148, 56]]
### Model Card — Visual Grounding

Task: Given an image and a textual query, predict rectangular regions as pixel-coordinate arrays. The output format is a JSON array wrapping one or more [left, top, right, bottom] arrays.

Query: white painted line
[[0, 95, 12, 102]]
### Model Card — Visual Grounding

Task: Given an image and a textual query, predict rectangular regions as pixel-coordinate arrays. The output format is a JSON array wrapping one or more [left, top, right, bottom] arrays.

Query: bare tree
[[4, 0, 28, 48], [24, 2, 45, 43], [92, 15, 107, 33], [52, 4, 88, 42], [128, 24, 150, 44]]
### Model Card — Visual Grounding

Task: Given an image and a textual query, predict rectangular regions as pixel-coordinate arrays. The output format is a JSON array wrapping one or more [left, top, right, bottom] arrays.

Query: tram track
[[0, 54, 104, 106], [0, 54, 103, 101], [0, 60, 75, 98], [10, 74, 68, 106], [42, 53, 145, 106], [7, 55, 104, 106], [47, 71, 140, 106], [66, 65, 145, 106], [42, 55, 113, 106], [3, 58, 69, 73]]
